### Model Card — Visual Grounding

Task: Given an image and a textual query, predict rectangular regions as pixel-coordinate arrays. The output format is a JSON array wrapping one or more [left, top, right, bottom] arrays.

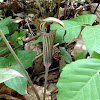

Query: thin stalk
[[43, 65, 49, 100], [0, 30, 41, 100]]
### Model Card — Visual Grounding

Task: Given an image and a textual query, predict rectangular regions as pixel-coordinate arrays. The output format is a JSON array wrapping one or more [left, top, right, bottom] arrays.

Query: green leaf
[[0, 57, 9, 68], [0, 68, 24, 84], [59, 47, 72, 63], [0, 50, 37, 95], [19, 31, 26, 37], [32, 36, 43, 44], [92, 51, 100, 59], [81, 25, 100, 56], [11, 31, 18, 41], [71, 14, 96, 25], [57, 58, 100, 100], [76, 50, 87, 60], [75, 0, 84, 5], [59, 64, 66, 72], [50, 20, 81, 44], [18, 40, 23, 45], [8, 22, 18, 34], [4, 50, 37, 94], [0, 16, 11, 27], [8, 50, 37, 69], [4, 65, 27, 95], [0, 26, 9, 40], [0, 17, 11, 40]]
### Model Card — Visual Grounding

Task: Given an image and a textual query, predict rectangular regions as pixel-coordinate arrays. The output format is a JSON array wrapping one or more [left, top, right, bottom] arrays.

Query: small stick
[[0, 30, 41, 100]]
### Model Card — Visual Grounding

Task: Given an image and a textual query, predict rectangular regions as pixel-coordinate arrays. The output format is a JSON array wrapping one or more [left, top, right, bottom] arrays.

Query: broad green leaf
[[5, 65, 27, 95], [71, 14, 96, 25], [0, 68, 24, 84], [8, 50, 37, 69], [81, 25, 100, 56], [0, 17, 11, 40], [0, 57, 9, 68], [0, 26, 9, 35], [92, 51, 100, 59], [0, 50, 37, 95], [8, 22, 18, 34], [4, 50, 37, 95], [0, 26, 9, 40], [0, 16, 11, 27], [51, 20, 81, 43], [57, 58, 100, 100], [32, 36, 43, 44], [76, 50, 87, 60], [59, 47, 72, 63]]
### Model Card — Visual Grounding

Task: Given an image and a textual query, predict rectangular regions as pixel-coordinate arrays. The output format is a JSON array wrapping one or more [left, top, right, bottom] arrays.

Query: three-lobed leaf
[[71, 14, 96, 25], [81, 25, 100, 56], [0, 50, 37, 95], [8, 50, 37, 69], [57, 58, 100, 100], [51, 20, 81, 43]]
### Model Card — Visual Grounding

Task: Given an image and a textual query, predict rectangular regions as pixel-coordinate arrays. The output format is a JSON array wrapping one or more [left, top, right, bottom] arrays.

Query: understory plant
[[0, 17, 40, 100], [50, 14, 100, 100], [0, 14, 100, 100]]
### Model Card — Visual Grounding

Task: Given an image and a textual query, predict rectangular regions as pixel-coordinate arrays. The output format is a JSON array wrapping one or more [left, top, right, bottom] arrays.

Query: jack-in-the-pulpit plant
[[40, 17, 66, 100]]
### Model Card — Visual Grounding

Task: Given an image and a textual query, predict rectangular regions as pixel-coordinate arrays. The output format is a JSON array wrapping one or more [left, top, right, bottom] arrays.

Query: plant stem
[[42, 31, 56, 100], [0, 30, 41, 100], [43, 65, 50, 100]]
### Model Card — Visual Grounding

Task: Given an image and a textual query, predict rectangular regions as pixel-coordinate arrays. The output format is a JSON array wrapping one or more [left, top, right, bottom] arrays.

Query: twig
[[75, 4, 90, 17], [93, 3, 99, 14], [0, 30, 41, 100], [25, 17, 34, 35], [39, 67, 59, 75]]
